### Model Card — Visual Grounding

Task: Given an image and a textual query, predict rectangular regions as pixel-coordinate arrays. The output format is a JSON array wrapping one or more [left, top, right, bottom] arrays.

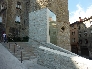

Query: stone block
[[29, 8, 50, 43]]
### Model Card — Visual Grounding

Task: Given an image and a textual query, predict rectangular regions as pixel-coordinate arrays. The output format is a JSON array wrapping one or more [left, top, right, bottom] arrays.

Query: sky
[[49, 0, 92, 24], [48, 10, 56, 21], [68, 0, 92, 23]]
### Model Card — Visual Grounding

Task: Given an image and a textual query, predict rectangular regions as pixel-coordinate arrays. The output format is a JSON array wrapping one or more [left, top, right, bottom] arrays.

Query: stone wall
[[37, 46, 92, 69]]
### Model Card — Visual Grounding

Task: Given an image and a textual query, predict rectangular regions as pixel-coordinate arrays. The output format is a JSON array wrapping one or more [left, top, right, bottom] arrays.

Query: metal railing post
[[9, 43, 10, 49], [21, 51, 22, 63], [14, 45, 15, 54]]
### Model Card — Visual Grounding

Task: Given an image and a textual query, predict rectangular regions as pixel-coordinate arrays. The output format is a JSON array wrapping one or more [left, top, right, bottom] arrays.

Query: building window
[[78, 26, 80, 30], [61, 26, 65, 32], [15, 16, 20, 23], [72, 32, 73, 35], [79, 40, 82, 44], [1, 4, 4, 10], [61, 26, 65, 31], [72, 32, 75, 35], [91, 30, 92, 34], [84, 31, 87, 36], [1, 3, 6, 10], [24, 20, 25, 25], [16, 2, 21, 9], [71, 25, 74, 29], [72, 38, 75, 42], [85, 39, 88, 44], [0, 17, 2, 23], [90, 21, 92, 25], [79, 33, 81, 37]]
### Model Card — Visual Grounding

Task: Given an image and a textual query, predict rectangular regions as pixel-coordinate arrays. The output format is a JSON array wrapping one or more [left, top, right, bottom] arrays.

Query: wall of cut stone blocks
[[29, 8, 50, 43], [37, 46, 92, 69]]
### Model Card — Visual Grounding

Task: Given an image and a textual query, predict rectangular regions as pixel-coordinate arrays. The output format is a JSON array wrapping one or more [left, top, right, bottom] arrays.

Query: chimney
[[79, 17, 81, 21]]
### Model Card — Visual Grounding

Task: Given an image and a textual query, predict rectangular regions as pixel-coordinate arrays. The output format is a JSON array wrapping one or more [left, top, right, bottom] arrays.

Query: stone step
[[17, 56, 29, 61], [15, 53, 26, 57], [30, 56, 36, 59], [11, 53, 17, 55], [25, 53, 30, 57], [9, 50, 12, 53], [16, 55, 21, 58], [17, 58, 21, 61], [23, 57, 29, 60], [15, 53, 30, 58], [22, 51, 28, 54]]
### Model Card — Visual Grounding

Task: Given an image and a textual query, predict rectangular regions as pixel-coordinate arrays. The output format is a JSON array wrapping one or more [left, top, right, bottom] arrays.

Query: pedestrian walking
[[3, 32, 6, 43]]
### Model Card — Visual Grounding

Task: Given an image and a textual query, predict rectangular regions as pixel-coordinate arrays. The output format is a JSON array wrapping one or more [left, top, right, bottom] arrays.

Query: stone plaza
[[0, 0, 92, 69]]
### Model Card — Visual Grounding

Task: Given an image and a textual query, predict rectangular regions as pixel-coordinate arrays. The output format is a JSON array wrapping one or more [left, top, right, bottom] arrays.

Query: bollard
[[14, 45, 15, 54], [9, 43, 10, 49], [21, 51, 22, 63]]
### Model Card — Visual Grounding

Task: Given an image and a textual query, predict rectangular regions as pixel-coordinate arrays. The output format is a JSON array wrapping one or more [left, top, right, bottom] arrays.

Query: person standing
[[3, 32, 6, 43]]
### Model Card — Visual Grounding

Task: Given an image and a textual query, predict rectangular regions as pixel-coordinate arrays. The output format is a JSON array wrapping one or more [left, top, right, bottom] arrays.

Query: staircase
[[2, 42, 36, 62]]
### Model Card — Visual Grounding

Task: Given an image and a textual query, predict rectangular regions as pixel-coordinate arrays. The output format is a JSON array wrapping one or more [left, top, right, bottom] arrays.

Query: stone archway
[[29, 0, 70, 51]]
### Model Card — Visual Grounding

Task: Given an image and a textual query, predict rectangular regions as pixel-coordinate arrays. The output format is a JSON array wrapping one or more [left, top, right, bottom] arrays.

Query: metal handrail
[[9, 38, 23, 63]]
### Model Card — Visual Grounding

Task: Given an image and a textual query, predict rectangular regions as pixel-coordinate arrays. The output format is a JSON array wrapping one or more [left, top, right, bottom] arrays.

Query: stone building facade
[[70, 20, 86, 54], [0, 0, 70, 51], [0, 0, 29, 37], [70, 16, 92, 58], [78, 16, 92, 58], [70, 21, 79, 54], [78, 26, 88, 56]]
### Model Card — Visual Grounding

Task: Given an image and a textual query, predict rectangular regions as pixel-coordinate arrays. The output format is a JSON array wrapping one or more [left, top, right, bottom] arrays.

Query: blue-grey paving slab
[[0, 43, 27, 69]]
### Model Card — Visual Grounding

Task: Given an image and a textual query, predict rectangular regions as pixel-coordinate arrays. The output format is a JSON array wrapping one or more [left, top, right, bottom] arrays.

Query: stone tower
[[29, 0, 71, 51]]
